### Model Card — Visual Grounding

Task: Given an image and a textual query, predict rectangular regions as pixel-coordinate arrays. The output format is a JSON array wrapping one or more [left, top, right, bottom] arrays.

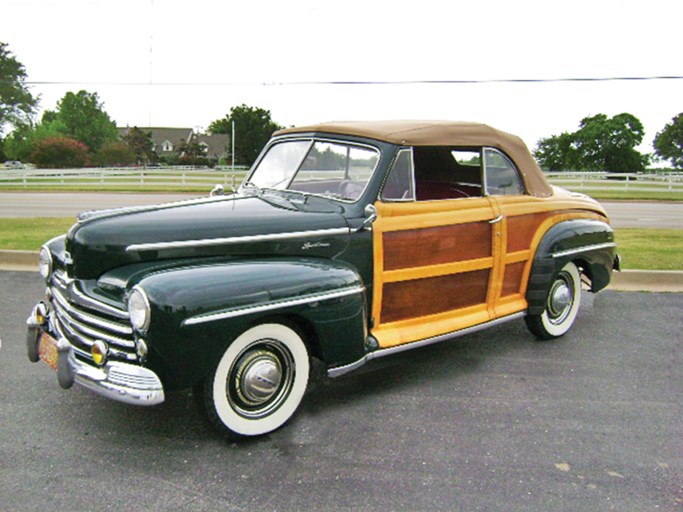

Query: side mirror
[[210, 184, 225, 197], [360, 204, 378, 231]]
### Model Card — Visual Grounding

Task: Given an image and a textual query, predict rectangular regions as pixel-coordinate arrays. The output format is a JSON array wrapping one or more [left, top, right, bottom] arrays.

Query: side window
[[381, 149, 415, 201], [412, 147, 484, 200], [484, 148, 525, 196]]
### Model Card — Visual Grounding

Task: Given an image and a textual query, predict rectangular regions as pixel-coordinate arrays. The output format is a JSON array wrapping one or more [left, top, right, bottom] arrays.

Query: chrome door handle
[[489, 215, 503, 224]]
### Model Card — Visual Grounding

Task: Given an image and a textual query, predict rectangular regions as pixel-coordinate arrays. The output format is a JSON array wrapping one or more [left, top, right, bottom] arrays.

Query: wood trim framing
[[371, 193, 609, 350]]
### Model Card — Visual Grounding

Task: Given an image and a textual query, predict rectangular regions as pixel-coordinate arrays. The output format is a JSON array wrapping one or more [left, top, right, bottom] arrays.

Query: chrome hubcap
[[547, 274, 573, 324], [228, 340, 294, 419], [238, 351, 282, 405], [549, 282, 571, 316]]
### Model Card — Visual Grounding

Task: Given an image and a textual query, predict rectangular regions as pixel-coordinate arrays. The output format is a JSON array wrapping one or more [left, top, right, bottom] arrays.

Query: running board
[[327, 312, 526, 378]]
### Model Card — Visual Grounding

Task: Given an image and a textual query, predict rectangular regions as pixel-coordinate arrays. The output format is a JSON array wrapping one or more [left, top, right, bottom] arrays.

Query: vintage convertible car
[[27, 121, 619, 439]]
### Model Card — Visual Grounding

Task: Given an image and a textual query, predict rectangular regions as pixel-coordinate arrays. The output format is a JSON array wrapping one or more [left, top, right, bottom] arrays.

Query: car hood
[[66, 193, 351, 279]]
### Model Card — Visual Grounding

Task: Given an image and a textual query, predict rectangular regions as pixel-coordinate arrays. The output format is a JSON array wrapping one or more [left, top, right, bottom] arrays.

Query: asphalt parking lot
[[0, 271, 681, 511]]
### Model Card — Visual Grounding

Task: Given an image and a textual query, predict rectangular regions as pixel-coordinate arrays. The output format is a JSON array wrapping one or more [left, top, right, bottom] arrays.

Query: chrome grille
[[49, 270, 137, 362]]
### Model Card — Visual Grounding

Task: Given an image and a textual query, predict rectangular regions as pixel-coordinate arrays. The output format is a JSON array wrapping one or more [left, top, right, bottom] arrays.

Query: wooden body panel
[[371, 194, 608, 349]]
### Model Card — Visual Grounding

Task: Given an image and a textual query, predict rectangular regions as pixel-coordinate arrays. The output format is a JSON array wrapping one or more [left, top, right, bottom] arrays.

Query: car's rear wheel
[[525, 261, 582, 340], [201, 323, 309, 439]]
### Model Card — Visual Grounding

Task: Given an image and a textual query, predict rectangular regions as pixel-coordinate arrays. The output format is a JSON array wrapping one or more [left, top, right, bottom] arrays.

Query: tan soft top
[[275, 120, 553, 197]]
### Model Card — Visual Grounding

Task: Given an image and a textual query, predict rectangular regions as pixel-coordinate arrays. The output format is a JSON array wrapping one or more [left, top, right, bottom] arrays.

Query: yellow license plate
[[38, 332, 59, 371]]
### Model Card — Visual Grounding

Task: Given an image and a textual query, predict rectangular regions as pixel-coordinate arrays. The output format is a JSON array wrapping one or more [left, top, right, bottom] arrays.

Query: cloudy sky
[[3, 0, 681, 153]]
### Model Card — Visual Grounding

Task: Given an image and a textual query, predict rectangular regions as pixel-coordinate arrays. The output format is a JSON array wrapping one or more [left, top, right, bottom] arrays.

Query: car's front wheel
[[525, 261, 582, 340], [201, 323, 310, 439]]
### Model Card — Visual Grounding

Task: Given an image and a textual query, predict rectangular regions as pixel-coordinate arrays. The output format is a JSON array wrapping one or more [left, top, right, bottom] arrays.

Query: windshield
[[247, 139, 380, 202]]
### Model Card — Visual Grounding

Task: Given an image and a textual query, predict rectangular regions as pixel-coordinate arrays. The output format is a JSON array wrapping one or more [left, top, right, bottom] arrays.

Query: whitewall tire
[[203, 323, 309, 438], [525, 261, 582, 340]]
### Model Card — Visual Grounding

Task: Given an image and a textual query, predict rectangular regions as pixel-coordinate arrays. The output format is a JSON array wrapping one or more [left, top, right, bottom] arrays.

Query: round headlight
[[127, 286, 151, 333], [39, 246, 53, 280]]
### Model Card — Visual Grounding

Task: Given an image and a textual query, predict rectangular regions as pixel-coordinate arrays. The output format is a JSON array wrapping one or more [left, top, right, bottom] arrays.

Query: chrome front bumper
[[27, 313, 165, 406]]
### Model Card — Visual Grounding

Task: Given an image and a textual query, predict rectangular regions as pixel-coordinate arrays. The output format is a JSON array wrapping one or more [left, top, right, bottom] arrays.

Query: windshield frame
[[243, 136, 382, 204]]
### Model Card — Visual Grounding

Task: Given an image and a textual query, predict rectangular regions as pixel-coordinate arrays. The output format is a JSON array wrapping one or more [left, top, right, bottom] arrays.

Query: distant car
[[4, 160, 24, 169], [27, 121, 619, 439]]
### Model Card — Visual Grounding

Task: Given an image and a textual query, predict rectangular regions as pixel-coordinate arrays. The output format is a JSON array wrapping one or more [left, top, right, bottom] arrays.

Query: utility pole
[[231, 120, 235, 172]]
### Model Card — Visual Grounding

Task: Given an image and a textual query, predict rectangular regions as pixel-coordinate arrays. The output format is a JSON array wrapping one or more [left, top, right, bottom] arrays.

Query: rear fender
[[526, 219, 617, 315]]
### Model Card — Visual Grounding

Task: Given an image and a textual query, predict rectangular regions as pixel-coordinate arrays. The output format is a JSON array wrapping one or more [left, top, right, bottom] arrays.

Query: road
[[601, 201, 682, 229], [1, 271, 681, 511], [0, 191, 197, 218]]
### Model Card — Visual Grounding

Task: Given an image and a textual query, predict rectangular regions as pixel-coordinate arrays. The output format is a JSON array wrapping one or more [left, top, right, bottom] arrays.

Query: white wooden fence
[[0, 166, 250, 189], [544, 171, 683, 194], [0, 167, 681, 194]]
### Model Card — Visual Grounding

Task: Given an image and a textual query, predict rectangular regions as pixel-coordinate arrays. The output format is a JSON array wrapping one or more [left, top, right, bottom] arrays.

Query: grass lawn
[[0, 217, 76, 251], [588, 190, 683, 201], [614, 228, 683, 271], [0, 219, 680, 271]]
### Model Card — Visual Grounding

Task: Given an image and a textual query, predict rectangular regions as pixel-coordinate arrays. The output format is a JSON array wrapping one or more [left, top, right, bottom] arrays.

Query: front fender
[[137, 258, 367, 390], [526, 219, 617, 315]]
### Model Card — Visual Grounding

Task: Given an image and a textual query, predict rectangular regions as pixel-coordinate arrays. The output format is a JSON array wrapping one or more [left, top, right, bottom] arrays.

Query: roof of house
[[197, 133, 229, 157], [117, 127, 229, 156], [119, 127, 192, 149]]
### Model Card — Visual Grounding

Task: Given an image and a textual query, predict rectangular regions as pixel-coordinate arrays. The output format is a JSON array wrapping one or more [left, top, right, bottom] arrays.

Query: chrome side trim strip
[[126, 227, 351, 253], [552, 242, 617, 259], [183, 285, 365, 326], [327, 312, 526, 378]]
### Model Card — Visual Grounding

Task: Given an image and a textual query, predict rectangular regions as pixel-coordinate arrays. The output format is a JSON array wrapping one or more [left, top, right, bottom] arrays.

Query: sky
[[2, 0, 681, 155]]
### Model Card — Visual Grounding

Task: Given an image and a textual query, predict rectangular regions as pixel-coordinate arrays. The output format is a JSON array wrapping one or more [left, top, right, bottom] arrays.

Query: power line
[[15, 75, 683, 87]]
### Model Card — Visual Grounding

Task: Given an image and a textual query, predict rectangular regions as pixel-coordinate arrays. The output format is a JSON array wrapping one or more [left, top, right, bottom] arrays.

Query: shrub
[[31, 136, 91, 168], [178, 155, 216, 168]]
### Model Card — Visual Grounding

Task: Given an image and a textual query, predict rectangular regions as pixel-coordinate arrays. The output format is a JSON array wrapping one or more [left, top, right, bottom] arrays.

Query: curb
[[1, 250, 682, 293], [607, 269, 683, 293], [0, 250, 40, 272]]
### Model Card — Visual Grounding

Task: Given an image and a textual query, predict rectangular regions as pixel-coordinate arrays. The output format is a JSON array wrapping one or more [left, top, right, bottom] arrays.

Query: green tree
[[533, 132, 578, 171], [3, 122, 34, 161], [535, 113, 648, 172], [0, 42, 37, 132], [31, 136, 91, 168], [4, 114, 67, 161], [653, 113, 683, 168], [122, 126, 155, 164], [95, 140, 135, 167], [574, 113, 647, 172], [50, 90, 117, 152], [209, 104, 283, 165]]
